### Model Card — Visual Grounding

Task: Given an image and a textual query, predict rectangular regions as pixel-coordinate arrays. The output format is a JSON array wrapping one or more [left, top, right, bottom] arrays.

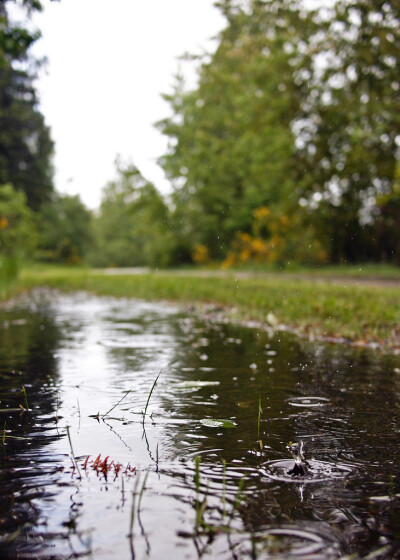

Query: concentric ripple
[[286, 396, 330, 408], [262, 459, 355, 483]]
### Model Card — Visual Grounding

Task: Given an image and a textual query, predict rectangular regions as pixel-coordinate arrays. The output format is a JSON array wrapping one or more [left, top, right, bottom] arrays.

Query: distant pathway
[[98, 267, 400, 289]]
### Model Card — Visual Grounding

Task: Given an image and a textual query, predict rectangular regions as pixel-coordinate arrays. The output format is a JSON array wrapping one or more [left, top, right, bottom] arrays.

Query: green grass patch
[[194, 261, 400, 279], [13, 264, 400, 350]]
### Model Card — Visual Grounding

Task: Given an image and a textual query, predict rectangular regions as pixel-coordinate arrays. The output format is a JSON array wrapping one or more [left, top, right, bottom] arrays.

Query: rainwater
[[0, 290, 399, 559]]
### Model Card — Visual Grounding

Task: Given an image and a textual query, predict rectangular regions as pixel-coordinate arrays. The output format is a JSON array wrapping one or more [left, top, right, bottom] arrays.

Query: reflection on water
[[0, 289, 399, 559]]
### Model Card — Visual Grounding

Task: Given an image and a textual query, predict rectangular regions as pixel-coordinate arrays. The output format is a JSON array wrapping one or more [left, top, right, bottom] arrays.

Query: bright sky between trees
[[33, 0, 225, 209]]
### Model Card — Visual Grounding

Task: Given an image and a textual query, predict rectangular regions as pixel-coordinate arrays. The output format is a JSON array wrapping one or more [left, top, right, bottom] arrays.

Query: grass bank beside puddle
[[14, 264, 400, 352]]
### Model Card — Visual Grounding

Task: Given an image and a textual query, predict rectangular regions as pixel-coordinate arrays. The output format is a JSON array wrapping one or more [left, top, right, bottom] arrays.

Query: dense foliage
[[38, 193, 93, 264], [0, 0, 54, 210], [1, 0, 399, 269], [158, 0, 400, 266], [0, 0, 54, 287], [89, 162, 175, 268]]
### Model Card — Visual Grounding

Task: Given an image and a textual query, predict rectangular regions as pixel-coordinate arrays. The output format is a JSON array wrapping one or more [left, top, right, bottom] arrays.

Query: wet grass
[[227, 262, 400, 278], [142, 371, 161, 422], [14, 264, 400, 350]]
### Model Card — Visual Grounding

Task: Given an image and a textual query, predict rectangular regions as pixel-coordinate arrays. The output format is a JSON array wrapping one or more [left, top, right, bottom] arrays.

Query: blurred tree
[[38, 193, 94, 264], [372, 163, 400, 263], [0, 183, 36, 256], [0, 183, 36, 286], [296, 0, 400, 262], [158, 0, 316, 259], [0, 0, 54, 210], [91, 162, 175, 268], [158, 0, 400, 265]]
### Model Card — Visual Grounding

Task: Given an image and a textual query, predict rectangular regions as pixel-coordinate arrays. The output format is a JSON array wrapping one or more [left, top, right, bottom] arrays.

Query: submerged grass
[[14, 264, 400, 349]]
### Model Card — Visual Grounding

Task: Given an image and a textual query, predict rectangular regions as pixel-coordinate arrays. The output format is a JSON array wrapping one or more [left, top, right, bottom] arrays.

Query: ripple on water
[[262, 459, 355, 483], [286, 396, 330, 408], [252, 525, 341, 559]]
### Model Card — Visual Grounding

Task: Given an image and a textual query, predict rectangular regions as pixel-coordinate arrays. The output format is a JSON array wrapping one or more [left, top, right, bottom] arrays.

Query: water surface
[[0, 290, 400, 559]]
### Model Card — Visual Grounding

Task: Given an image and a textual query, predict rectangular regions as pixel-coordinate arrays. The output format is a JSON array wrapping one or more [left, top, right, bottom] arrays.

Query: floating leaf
[[200, 418, 237, 428], [174, 381, 220, 389]]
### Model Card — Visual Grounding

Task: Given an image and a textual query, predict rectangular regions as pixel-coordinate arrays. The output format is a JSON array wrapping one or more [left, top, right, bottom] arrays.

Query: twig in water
[[129, 471, 142, 537], [143, 370, 161, 421], [102, 389, 132, 419], [121, 474, 126, 506], [128, 473, 141, 560], [221, 458, 227, 518], [156, 443, 159, 473], [194, 455, 201, 496], [137, 469, 149, 537], [56, 393, 59, 423], [66, 425, 81, 479]]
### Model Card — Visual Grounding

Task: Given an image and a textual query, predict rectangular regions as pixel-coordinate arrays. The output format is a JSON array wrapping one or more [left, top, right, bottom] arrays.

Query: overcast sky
[[32, 0, 225, 209]]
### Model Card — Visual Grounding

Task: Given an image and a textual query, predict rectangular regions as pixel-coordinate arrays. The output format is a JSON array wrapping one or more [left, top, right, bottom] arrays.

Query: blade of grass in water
[[143, 370, 161, 420], [258, 397, 263, 451], [22, 385, 29, 411], [2, 422, 27, 442]]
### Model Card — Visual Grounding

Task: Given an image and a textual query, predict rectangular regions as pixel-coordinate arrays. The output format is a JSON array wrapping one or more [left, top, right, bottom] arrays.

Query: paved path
[[97, 267, 400, 288]]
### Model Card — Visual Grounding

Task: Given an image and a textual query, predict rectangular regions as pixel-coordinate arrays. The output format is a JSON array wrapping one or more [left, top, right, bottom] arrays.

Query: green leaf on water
[[200, 418, 237, 428]]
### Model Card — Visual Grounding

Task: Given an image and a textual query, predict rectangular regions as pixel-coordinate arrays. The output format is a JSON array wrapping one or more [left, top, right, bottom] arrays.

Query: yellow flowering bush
[[222, 205, 327, 268], [192, 244, 210, 264]]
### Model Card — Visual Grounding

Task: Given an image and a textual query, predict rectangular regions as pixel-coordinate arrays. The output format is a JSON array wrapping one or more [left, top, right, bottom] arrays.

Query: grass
[[258, 397, 263, 452], [9, 263, 400, 350], [227, 262, 400, 278], [142, 371, 161, 421], [22, 385, 29, 411]]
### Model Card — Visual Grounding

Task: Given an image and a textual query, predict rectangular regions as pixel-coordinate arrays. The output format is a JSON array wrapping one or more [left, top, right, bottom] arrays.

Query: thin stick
[[128, 473, 141, 560], [129, 471, 142, 536], [156, 443, 159, 473], [137, 469, 151, 554], [102, 389, 132, 418], [137, 469, 149, 514], [222, 458, 227, 518], [56, 393, 59, 423], [66, 425, 81, 479], [22, 386, 29, 411], [143, 371, 161, 420]]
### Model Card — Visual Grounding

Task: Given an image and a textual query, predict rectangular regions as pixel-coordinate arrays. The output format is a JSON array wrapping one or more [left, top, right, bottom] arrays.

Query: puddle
[[0, 289, 400, 559]]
